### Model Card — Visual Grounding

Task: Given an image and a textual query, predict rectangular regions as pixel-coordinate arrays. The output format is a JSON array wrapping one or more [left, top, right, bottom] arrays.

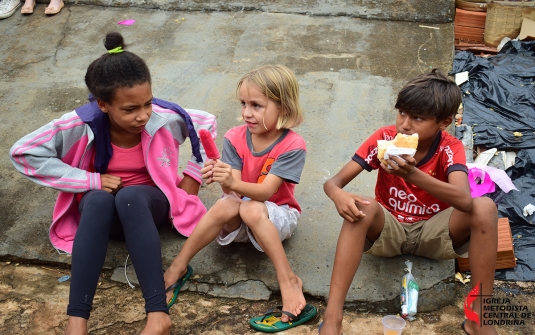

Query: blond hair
[[236, 65, 304, 129]]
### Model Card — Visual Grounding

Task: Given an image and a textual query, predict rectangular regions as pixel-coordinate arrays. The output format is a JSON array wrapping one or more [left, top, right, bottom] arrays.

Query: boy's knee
[[471, 197, 498, 229], [359, 198, 383, 220], [473, 197, 498, 218], [238, 201, 267, 225]]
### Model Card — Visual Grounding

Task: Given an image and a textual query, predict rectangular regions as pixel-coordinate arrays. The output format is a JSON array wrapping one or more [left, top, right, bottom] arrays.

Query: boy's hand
[[201, 159, 218, 184], [331, 188, 370, 223], [210, 161, 234, 189], [381, 154, 416, 178]]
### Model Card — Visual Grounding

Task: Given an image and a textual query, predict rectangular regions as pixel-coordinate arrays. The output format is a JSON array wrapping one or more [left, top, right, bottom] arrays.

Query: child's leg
[[164, 198, 242, 299], [114, 186, 171, 335], [65, 190, 117, 335], [320, 197, 385, 335], [449, 197, 498, 335], [238, 201, 304, 322]]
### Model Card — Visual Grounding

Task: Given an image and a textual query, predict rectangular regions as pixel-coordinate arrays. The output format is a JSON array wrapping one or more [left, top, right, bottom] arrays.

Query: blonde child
[[164, 64, 317, 332]]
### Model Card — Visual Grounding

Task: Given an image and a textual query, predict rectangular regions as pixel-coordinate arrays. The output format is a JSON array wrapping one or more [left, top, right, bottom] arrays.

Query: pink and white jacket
[[10, 101, 217, 254]]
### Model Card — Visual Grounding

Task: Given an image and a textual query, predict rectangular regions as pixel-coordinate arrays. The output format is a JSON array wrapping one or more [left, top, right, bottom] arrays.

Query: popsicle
[[199, 129, 220, 160]]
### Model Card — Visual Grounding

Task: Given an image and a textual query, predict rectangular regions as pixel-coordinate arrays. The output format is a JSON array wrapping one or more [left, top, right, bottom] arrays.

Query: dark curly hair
[[395, 68, 461, 122], [85, 32, 151, 103]]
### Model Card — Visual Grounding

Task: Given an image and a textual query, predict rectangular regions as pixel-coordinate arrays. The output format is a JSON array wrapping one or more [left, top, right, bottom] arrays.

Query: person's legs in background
[[20, 0, 34, 14], [44, 0, 63, 15]]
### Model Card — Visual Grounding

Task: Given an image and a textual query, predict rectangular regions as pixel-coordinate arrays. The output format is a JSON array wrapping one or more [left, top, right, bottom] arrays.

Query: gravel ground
[[1, 262, 534, 334]]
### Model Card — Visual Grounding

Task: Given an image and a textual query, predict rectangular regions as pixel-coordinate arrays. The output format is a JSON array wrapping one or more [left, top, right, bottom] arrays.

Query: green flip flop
[[249, 303, 317, 333], [165, 264, 193, 308]]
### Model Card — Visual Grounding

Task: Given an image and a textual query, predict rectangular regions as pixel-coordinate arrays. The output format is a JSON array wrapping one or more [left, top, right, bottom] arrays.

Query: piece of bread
[[377, 133, 419, 164], [377, 140, 392, 165]]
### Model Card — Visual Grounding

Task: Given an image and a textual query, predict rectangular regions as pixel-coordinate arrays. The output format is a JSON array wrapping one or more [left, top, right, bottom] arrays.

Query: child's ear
[[97, 100, 108, 114], [438, 116, 453, 130]]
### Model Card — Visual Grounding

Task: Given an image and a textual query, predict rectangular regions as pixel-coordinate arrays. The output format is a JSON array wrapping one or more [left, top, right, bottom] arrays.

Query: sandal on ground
[[249, 304, 317, 333], [21, 0, 35, 14], [165, 264, 193, 308], [44, 0, 64, 15], [461, 320, 469, 334]]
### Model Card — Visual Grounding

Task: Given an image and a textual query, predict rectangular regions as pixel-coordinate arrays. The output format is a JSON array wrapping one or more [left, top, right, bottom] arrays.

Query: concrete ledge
[[44, 0, 454, 23]]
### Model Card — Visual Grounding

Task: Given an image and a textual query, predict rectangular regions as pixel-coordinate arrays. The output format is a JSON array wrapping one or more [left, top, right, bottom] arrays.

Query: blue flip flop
[[461, 320, 469, 334], [165, 264, 193, 308], [250, 304, 317, 333]]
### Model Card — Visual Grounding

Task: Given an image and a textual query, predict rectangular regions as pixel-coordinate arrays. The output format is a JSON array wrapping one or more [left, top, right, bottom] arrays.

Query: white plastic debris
[[523, 204, 535, 217], [455, 71, 469, 86]]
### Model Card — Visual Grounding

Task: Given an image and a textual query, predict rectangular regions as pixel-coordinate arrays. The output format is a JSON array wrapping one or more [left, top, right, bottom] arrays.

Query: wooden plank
[[454, 41, 498, 54], [457, 218, 516, 272], [455, 25, 485, 43], [455, 8, 487, 29]]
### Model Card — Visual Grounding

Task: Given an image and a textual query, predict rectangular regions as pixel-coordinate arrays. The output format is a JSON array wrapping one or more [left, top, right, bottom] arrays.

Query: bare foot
[[64, 316, 88, 335], [278, 275, 306, 322], [318, 311, 343, 335], [22, 0, 35, 8], [140, 312, 171, 335], [463, 320, 499, 335], [47, 0, 63, 8], [163, 265, 187, 304]]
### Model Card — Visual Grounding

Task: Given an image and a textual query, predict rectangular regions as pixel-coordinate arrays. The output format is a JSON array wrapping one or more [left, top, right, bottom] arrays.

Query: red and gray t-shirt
[[352, 125, 468, 223], [222, 125, 307, 213]]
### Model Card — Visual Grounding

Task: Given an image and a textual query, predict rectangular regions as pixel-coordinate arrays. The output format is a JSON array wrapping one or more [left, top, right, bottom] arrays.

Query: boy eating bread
[[319, 69, 499, 335]]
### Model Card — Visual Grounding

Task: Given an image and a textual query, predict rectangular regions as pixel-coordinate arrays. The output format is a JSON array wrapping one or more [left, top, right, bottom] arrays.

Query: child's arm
[[177, 174, 201, 195], [385, 155, 473, 212], [208, 160, 283, 202], [10, 113, 101, 193], [324, 160, 371, 223]]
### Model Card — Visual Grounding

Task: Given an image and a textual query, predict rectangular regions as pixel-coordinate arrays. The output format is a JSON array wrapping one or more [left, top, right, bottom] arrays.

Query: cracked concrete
[[1, 0, 461, 325], [112, 266, 272, 300]]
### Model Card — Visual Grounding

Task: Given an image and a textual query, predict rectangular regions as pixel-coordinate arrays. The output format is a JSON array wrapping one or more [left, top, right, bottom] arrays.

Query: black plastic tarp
[[452, 41, 535, 281], [494, 149, 535, 281], [452, 41, 535, 150]]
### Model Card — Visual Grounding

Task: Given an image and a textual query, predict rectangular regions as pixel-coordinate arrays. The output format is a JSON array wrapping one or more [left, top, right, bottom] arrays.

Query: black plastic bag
[[452, 42, 535, 281], [495, 149, 535, 281], [451, 42, 535, 150]]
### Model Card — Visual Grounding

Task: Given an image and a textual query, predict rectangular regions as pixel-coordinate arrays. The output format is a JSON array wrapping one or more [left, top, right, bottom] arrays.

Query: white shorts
[[215, 199, 300, 252]]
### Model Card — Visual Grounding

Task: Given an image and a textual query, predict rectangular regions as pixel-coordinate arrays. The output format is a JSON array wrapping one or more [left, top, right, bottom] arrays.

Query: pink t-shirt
[[222, 125, 307, 213], [107, 142, 155, 187], [353, 125, 468, 223]]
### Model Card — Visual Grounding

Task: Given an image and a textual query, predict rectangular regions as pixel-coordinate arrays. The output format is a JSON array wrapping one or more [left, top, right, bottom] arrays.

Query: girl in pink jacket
[[10, 32, 215, 335]]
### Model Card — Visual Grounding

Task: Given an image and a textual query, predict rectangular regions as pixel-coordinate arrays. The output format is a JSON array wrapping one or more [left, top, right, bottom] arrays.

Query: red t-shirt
[[222, 125, 307, 213], [353, 125, 468, 223]]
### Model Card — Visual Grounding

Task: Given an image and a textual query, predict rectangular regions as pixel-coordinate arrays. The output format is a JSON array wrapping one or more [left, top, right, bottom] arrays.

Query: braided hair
[[85, 32, 151, 103]]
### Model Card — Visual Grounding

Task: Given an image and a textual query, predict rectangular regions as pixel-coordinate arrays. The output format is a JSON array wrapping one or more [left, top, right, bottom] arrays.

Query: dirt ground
[[0, 262, 534, 335]]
